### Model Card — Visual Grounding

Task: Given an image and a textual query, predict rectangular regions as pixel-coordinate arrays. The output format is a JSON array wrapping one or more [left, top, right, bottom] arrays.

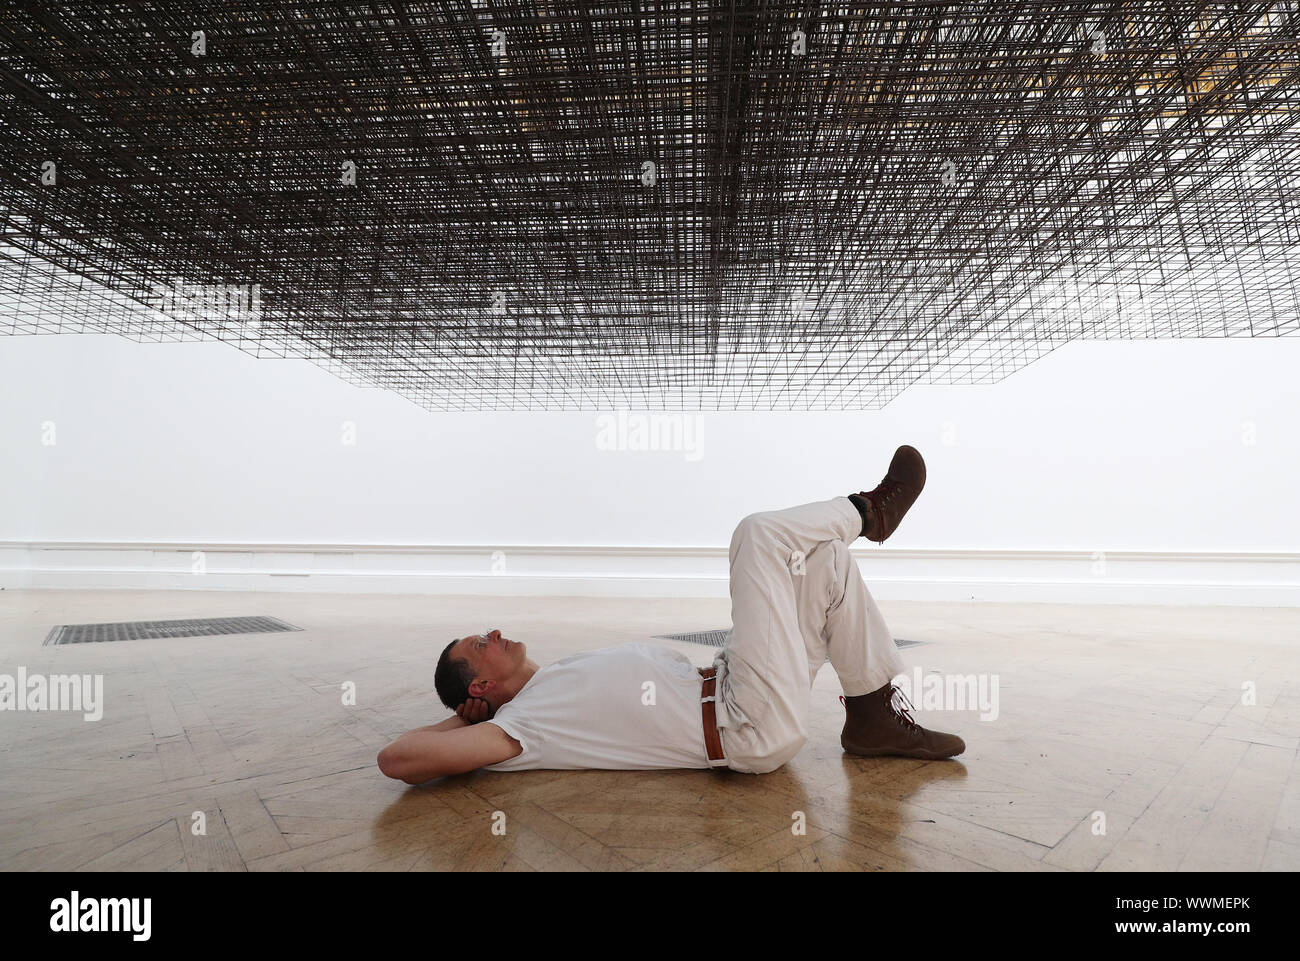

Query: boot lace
[[873, 478, 906, 510], [886, 684, 923, 734], [840, 686, 923, 735], [863, 477, 902, 541]]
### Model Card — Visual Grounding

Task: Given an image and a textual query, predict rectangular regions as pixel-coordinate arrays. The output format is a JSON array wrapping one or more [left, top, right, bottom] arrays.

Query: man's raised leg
[[822, 540, 906, 696], [716, 445, 964, 772], [827, 542, 966, 759], [714, 495, 867, 773]]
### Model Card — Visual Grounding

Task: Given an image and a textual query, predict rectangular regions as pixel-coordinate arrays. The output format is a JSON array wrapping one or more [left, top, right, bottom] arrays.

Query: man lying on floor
[[378, 446, 965, 784]]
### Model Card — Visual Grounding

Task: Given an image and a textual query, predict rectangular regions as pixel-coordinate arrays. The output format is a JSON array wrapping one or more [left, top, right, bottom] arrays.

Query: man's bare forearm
[[382, 707, 485, 764], [378, 714, 466, 782], [424, 714, 470, 734], [386, 714, 469, 744], [378, 714, 516, 783]]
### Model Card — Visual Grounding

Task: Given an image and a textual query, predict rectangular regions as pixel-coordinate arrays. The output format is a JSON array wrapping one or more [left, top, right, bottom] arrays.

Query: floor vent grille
[[44, 616, 303, 646]]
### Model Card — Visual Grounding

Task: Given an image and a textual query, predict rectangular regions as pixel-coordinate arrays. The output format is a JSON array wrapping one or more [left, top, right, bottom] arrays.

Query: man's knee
[[732, 510, 772, 538], [730, 511, 780, 554]]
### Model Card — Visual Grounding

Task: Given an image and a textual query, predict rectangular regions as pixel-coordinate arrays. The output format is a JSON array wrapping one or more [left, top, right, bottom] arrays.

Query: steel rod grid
[[2, 1, 1297, 410]]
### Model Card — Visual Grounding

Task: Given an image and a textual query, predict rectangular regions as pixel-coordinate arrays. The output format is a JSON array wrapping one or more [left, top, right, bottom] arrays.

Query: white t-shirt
[[482, 642, 712, 771]]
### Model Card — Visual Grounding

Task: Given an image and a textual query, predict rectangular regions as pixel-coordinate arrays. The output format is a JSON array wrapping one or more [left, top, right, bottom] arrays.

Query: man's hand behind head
[[456, 696, 493, 724]]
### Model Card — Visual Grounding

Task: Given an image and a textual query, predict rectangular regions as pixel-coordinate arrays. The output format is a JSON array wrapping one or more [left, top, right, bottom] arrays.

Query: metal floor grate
[[44, 616, 303, 646], [658, 629, 921, 650]]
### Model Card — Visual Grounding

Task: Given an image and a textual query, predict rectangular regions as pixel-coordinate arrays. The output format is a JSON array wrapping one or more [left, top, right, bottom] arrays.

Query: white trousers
[[711, 497, 906, 774]]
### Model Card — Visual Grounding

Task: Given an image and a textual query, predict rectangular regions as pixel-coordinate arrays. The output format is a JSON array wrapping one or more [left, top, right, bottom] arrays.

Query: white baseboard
[[1, 541, 1298, 606]]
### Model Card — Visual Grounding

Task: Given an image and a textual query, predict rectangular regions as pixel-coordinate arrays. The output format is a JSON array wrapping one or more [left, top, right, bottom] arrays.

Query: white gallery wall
[[2, 333, 1298, 604]]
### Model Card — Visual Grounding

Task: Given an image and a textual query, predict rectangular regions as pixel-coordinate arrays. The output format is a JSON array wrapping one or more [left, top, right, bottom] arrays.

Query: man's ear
[[468, 678, 493, 698]]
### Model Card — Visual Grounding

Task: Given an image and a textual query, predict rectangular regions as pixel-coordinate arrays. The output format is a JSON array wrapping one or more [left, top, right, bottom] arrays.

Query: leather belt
[[697, 667, 728, 767]]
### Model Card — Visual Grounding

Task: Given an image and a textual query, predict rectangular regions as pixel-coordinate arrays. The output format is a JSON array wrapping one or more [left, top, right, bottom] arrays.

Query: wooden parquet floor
[[1, 589, 1297, 871]]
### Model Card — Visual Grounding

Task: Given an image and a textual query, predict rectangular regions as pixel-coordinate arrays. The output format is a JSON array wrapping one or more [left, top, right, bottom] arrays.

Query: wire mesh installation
[[2, 2, 1298, 410]]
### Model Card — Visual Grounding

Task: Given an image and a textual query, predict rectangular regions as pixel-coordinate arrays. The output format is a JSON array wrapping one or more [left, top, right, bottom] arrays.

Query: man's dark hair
[[435, 638, 476, 709]]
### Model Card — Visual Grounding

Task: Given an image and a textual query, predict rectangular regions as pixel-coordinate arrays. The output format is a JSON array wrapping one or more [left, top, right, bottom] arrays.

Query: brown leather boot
[[840, 683, 966, 759], [849, 445, 926, 544]]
